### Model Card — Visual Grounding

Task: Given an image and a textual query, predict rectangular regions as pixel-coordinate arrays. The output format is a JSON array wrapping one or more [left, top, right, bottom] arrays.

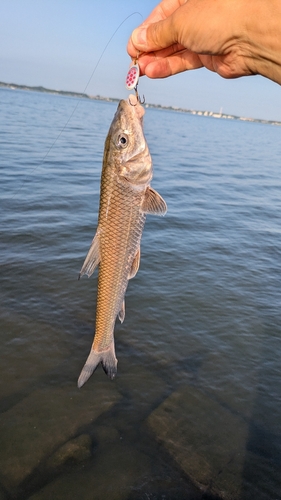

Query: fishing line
[[12, 11, 143, 198]]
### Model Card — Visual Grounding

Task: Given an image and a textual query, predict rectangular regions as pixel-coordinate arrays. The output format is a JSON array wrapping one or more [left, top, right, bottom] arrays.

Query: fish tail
[[77, 340, 117, 388]]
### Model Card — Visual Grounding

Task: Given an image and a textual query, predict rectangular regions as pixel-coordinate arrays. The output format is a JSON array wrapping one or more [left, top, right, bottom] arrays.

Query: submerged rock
[[147, 385, 248, 500], [46, 434, 92, 468], [0, 384, 120, 495], [26, 440, 150, 500]]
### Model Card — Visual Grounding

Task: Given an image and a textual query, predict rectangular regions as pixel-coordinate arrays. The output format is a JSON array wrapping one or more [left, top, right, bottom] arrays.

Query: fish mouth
[[127, 94, 145, 119]]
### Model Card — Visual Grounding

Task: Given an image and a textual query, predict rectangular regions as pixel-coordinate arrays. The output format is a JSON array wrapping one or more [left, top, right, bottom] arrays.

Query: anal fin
[[129, 247, 140, 279], [118, 300, 125, 323], [117, 247, 141, 324]]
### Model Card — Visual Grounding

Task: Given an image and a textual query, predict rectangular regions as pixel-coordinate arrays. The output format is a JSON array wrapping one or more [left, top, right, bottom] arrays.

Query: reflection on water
[[0, 88, 281, 499]]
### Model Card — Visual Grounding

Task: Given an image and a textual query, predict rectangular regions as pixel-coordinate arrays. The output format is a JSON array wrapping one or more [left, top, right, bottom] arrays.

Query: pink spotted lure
[[125, 63, 140, 91]]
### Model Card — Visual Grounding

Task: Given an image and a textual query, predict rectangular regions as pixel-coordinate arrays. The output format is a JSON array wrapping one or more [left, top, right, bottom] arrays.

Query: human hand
[[127, 0, 281, 85]]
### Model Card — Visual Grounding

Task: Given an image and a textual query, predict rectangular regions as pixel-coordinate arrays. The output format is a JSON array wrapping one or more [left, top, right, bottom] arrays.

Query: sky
[[1, 0, 281, 121]]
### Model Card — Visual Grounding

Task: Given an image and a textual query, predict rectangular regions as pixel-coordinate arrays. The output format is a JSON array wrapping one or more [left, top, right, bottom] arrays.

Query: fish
[[77, 93, 167, 388]]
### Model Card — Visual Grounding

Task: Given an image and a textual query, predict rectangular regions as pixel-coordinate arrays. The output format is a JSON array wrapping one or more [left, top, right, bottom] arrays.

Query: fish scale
[[95, 181, 146, 351], [78, 95, 167, 387]]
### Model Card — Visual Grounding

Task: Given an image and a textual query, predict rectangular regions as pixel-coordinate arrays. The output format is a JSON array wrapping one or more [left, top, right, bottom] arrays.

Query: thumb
[[131, 14, 179, 53]]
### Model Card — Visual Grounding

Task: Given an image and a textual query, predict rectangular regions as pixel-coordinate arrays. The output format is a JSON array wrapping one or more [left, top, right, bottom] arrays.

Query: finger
[[131, 18, 177, 54], [140, 49, 204, 79], [136, 43, 185, 75], [127, 0, 185, 57], [138, 42, 186, 64], [142, 0, 183, 26]]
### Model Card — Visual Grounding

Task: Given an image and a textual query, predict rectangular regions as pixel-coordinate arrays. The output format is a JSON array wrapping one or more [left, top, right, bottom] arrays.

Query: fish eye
[[116, 134, 128, 149]]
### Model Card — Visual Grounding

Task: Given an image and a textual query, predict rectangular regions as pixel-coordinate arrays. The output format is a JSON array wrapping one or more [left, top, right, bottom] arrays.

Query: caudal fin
[[77, 341, 117, 388]]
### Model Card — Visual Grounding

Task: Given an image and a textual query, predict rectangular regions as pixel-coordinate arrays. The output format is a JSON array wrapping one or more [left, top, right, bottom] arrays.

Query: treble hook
[[128, 87, 145, 106], [134, 81, 145, 105], [134, 85, 139, 102]]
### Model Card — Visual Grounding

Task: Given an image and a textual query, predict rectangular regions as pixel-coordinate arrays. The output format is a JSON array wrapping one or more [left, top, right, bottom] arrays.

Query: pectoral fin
[[79, 232, 100, 279], [141, 187, 167, 216], [129, 247, 140, 279]]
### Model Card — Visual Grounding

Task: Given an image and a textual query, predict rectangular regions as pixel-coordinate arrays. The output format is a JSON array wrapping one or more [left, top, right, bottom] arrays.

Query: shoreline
[[1, 80, 280, 126]]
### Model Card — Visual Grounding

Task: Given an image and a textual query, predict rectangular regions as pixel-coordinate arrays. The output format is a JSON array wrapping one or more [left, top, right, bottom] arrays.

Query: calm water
[[1, 88, 281, 500]]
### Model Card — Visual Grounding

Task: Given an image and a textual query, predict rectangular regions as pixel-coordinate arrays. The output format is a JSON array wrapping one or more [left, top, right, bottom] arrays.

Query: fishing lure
[[125, 54, 144, 104], [125, 61, 140, 91]]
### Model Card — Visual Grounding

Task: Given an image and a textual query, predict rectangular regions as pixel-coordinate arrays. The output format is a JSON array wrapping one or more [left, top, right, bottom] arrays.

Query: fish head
[[107, 95, 152, 187]]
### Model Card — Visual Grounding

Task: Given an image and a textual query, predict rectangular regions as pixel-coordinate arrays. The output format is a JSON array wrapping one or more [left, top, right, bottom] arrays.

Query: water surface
[[1, 88, 281, 500]]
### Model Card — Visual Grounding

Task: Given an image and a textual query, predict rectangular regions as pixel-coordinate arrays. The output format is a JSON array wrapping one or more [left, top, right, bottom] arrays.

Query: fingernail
[[132, 27, 147, 47]]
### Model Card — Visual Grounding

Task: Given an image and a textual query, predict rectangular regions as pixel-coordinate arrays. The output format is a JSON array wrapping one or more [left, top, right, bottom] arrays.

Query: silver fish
[[78, 94, 167, 387]]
